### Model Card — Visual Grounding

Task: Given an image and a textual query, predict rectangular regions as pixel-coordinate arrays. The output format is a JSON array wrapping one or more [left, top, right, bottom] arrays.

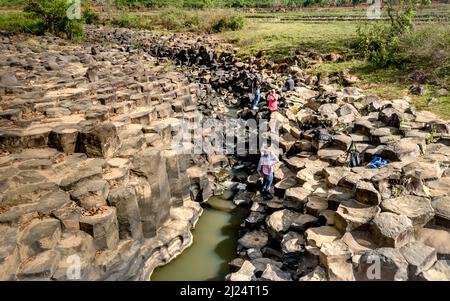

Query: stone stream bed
[[0, 26, 450, 281]]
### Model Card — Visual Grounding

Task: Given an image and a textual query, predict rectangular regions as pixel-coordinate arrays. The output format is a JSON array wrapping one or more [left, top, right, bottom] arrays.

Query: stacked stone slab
[[0, 31, 220, 280]]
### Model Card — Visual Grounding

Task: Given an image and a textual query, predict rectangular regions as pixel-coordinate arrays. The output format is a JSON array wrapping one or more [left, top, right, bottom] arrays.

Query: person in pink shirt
[[267, 89, 278, 119]]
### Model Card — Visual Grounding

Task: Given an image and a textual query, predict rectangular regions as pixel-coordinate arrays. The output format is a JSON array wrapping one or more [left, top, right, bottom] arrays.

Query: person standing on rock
[[257, 148, 279, 198], [251, 73, 262, 110], [267, 89, 278, 119]]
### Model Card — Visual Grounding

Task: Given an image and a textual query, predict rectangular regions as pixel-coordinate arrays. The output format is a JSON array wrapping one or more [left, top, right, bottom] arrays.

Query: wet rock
[[370, 212, 414, 248], [381, 196, 434, 229], [238, 230, 269, 249], [233, 191, 254, 206]]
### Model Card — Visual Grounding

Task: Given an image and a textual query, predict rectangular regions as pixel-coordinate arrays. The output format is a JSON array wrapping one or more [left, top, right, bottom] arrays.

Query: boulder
[[305, 196, 328, 217], [432, 197, 450, 228], [342, 231, 377, 255], [381, 141, 421, 162], [107, 187, 144, 241], [370, 212, 414, 248], [266, 209, 302, 233], [298, 266, 328, 281], [355, 248, 408, 281], [327, 261, 355, 281], [381, 196, 434, 228], [79, 206, 119, 251], [16, 250, 61, 280], [77, 123, 121, 158], [355, 181, 381, 206], [281, 231, 304, 254], [18, 217, 62, 259], [238, 230, 269, 249], [228, 260, 256, 281], [400, 241, 437, 278], [70, 179, 109, 209], [416, 228, 450, 258], [335, 199, 380, 233], [305, 226, 341, 248], [319, 239, 352, 268], [261, 263, 292, 281], [420, 260, 450, 281]]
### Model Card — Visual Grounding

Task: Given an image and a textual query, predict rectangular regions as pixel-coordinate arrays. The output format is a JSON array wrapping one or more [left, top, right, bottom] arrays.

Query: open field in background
[[0, 2, 449, 118]]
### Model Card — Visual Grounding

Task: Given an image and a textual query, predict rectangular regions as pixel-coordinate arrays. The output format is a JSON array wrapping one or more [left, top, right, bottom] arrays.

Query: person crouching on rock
[[251, 73, 262, 110], [257, 148, 279, 199]]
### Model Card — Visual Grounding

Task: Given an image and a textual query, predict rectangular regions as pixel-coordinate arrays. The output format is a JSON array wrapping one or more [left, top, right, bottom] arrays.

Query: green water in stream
[[151, 196, 247, 281]]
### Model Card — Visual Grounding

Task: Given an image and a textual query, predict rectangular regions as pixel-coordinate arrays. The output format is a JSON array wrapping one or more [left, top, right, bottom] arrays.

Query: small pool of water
[[150, 196, 247, 281]]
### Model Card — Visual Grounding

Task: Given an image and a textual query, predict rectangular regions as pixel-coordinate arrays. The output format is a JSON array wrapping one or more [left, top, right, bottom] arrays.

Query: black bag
[[348, 142, 362, 167]]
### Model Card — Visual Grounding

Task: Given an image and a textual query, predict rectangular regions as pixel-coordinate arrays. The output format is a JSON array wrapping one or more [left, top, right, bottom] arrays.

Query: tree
[[354, 0, 431, 66]]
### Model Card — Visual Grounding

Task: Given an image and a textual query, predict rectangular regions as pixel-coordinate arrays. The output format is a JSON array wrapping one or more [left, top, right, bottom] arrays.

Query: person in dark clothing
[[283, 75, 295, 92], [251, 74, 262, 110]]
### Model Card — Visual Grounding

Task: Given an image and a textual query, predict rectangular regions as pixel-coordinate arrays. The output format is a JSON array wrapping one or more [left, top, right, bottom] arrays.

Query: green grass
[[214, 18, 450, 119], [217, 20, 357, 61], [0, 0, 23, 7], [0, 11, 44, 34]]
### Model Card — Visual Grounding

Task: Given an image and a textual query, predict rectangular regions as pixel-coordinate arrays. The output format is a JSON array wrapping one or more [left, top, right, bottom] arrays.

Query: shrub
[[111, 12, 153, 30], [397, 24, 450, 74], [211, 14, 244, 33], [24, 0, 84, 39], [353, 22, 400, 66], [82, 2, 99, 24]]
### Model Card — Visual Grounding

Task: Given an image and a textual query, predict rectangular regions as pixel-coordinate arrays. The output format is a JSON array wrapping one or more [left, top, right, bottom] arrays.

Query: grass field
[[217, 20, 357, 60], [214, 17, 450, 119], [0, 3, 448, 119]]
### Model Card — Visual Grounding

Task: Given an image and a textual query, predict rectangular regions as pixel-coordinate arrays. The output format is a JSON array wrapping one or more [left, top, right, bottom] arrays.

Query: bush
[[111, 12, 153, 30], [397, 24, 450, 74], [211, 15, 244, 33], [24, 0, 84, 39], [83, 2, 99, 24], [353, 22, 400, 66]]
